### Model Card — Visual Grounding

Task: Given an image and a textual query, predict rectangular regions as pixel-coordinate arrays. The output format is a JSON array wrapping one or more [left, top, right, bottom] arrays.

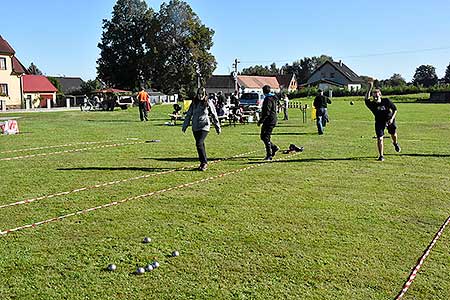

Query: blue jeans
[[316, 108, 328, 134]]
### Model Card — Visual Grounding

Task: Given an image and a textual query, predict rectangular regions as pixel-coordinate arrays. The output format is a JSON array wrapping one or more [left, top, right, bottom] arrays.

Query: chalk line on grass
[[0, 140, 121, 155], [0, 152, 299, 236], [0, 141, 144, 161], [0, 150, 257, 210]]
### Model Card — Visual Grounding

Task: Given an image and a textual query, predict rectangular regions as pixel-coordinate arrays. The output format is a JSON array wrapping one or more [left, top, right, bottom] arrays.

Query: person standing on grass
[[137, 88, 151, 121], [283, 94, 289, 120], [258, 85, 279, 161], [182, 87, 221, 171], [313, 89, 332, 135], [365, 81, 401, 161]]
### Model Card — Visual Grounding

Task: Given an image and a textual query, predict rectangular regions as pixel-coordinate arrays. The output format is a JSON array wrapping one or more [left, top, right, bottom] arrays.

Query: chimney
[[339, 60, 343, 67]]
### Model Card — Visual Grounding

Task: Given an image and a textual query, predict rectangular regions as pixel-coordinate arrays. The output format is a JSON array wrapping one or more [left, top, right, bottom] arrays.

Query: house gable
[[307, 60, 363, 87]]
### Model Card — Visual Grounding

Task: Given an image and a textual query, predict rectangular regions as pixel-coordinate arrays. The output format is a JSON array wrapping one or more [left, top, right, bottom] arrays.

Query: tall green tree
[[151, 0, 216, 94], [412, 65, 438, 87], [241, 64, 277, 76], [443, 62, 450, 84], [380, 73, 406, 87], [47, 77, 63, 95], [97, 0, 154, 91], [80, 79, 104, 95], [28, 62, 43, 75]]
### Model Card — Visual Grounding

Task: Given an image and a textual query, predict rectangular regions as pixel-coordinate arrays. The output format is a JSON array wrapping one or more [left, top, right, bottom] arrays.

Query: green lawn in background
[[0, 96, 449, 300]]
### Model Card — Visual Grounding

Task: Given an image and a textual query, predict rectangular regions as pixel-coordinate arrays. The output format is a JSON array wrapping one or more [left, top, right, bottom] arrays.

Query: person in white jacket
[[182, 87, 221, 171]]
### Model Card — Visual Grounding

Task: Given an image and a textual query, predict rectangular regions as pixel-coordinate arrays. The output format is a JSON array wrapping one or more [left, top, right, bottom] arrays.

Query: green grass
[[0, 98, 449, 299]]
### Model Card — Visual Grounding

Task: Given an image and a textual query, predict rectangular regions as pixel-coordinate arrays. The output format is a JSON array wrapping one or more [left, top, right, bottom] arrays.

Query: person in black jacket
[[313, 89, 332, 135], [365, 82, 401, 161], [258, 85, 279, 161]]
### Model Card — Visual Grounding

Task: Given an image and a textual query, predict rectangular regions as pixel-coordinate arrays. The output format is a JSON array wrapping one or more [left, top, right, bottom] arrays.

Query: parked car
[[239, 92, 265, 110], [117, 96, 134, 110]]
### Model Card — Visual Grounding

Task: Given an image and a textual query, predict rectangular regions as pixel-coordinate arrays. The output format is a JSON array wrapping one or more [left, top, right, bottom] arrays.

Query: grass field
[[0, 96, 449, 299]]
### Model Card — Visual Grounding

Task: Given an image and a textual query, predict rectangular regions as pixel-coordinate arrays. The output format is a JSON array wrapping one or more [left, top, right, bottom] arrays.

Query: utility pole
[[232, 58, 240, 93]]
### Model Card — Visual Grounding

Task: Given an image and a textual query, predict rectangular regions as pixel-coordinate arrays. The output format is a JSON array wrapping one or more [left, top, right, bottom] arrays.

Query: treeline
[[288, 84, 450, 99]]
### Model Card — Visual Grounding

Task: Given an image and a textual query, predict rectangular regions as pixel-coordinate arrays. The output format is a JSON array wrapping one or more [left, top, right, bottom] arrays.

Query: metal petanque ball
[[172, 251, 180, 257], [107, 264, 117, 271], [145, 264, 154, 272], [350, 101, 354, 105], [143, 237, 151, 244], [136, 267, 146, 275], [152, 261, 160, 269]]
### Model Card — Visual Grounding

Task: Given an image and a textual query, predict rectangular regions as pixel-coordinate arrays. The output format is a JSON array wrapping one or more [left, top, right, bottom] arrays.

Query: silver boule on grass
[[144, 264, 154, 272], [152, 261, 160, 269], [171, 251, 180, 257], [107, 264, 117, 271], [143, 237, 151, 244], [136, 267, 146, 275]]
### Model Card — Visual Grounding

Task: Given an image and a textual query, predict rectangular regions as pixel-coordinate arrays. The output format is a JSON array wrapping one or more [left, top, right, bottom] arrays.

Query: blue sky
[[1, 0, 450, 81]]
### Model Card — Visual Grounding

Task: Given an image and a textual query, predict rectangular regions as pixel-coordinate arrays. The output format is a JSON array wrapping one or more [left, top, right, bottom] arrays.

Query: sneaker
[[377, 156, 385, 162], [264, 156, 273, 161], [393, 143, 401, 153], [271, 145, 280, 157], [198, 163, 208, 171], [289, 144, 304, 152]]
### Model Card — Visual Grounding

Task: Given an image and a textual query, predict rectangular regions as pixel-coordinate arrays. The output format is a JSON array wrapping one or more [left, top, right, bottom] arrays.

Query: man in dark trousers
[[313, 89, 332, 135], [258, 85, 279, 161], [365, 81, 401, 161]]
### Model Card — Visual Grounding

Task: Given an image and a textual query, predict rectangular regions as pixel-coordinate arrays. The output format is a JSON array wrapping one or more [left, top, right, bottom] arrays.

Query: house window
[[0, 84, 8, 96], [330, 72, 335, 78], [0, 58, 6, 70]]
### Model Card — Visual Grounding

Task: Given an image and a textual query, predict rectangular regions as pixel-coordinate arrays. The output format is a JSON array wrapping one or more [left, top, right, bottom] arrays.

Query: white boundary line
[[0, 141, 144, 161], [0, 150, 256, 210], [0, 152, 299, 236], [394, 216, 450, 299], [0, 140, 120, 154]]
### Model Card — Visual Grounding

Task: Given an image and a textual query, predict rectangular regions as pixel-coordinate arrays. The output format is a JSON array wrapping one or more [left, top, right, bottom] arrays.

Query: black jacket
[[258, 94, 278, 126]]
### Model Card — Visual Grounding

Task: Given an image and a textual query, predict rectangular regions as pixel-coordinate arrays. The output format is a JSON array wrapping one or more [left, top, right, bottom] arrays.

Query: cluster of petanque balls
[[106, 237, 180, 275]]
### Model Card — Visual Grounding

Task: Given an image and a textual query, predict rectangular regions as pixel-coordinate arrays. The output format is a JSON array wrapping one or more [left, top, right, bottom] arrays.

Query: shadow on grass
[[241, 132, 314, 136], [246, 156, 375, 164], [143, 156, 253, 162], [393, 153, 450, 158], [86, 120, 140, 123], [58, 166, 175, 172]]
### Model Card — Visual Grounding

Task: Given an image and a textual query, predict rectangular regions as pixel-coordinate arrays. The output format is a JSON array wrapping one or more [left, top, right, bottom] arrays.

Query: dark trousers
[[193, 130, 209, 164], [139, 101, 148, 121], [283, 107, 289, 120], [260, 124, 277, 157]]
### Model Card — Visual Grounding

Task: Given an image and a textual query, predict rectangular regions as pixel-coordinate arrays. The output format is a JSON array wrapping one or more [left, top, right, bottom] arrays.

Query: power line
[[238, 46, 450, 65]]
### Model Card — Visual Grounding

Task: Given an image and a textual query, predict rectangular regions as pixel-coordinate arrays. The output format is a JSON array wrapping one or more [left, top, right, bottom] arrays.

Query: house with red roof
[[23, 75, 58, 108], [205, 75, 283, 96], [0, 35, 28, 109]]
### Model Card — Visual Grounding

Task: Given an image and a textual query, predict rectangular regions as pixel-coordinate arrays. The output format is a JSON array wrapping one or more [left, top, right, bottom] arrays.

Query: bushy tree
[[47, 77, 63, 95], [412, 65, 438, 87], [28, 63, 43, 75], [80, 79, 104, 95], [380, 73, 407, 87], [97, 0, 154, 91], [443, 62, 450, 84], [151, 0, 216, 94], [241, 65, 275, 76]]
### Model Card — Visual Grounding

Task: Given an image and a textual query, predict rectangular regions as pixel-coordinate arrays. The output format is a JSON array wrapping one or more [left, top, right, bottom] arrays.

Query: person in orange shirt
[[137, 89, 151, 121]]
